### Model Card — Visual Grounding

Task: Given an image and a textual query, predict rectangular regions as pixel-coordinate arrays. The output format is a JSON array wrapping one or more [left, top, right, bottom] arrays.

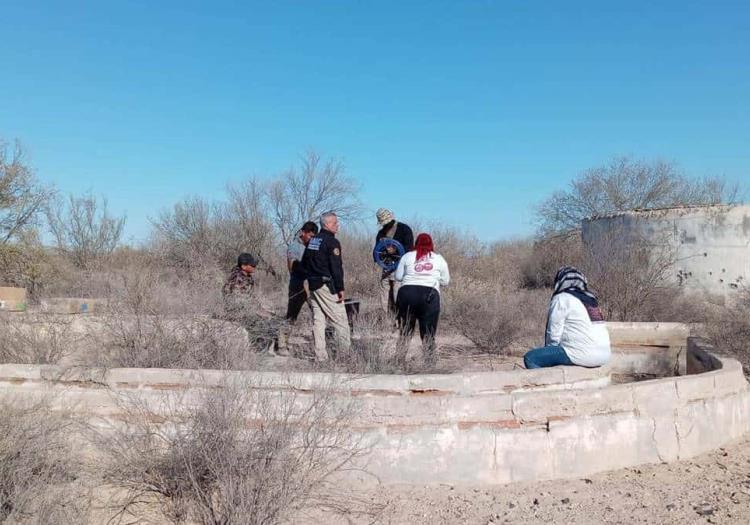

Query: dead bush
[[536, 156, 738, 235], [705, 287, 750, 375], [51, 250, 289, 370], [521, 231, 584, 289], [445, 286, 548, 355], [0, 314, 76, 364], [581, 224, 677, 321], [0, 396, 89, 523], [45, 191, 126, 270], [98, 380, 373, 525]]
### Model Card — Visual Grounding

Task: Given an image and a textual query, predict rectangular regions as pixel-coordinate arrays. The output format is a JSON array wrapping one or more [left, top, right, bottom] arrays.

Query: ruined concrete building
[[582, 204, 750, 297]]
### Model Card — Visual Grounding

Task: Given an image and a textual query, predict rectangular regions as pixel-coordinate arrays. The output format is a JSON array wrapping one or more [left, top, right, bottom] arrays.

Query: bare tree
[[582, 223, 677, 321], [266, 151, 362, 245], [99, 380, 373, 525], [46, 192, 126, 269], [537, 157, 739, 235], [0, 140, 53, 244], [152, 187, 278, 274]]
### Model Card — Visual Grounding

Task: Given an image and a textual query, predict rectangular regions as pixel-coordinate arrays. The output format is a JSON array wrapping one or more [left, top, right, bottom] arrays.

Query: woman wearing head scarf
[[523, 266, 611, 369], [393, 233, 450, 366]]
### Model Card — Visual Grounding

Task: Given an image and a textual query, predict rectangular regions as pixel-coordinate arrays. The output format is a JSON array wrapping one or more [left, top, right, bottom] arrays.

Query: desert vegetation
[[1, 140, 748, 371], [2, 137, 750, 524]]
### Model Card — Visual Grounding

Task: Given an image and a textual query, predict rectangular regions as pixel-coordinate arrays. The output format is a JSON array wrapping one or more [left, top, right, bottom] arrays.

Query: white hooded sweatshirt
[[545, 293, 611, 367]]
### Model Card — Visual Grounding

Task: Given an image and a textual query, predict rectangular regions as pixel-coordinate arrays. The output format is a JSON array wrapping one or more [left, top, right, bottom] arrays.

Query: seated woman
[[524, 266, 610, 369], [393, 233, 450, 366]]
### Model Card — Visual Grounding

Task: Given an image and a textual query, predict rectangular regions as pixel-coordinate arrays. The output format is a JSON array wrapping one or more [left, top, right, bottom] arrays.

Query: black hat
[[237, 253, 258, 268]]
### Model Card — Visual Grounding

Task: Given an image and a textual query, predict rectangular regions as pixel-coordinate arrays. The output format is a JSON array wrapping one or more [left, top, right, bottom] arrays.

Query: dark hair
[[300, 221, 319, 234], [237, 253, 258, 268]]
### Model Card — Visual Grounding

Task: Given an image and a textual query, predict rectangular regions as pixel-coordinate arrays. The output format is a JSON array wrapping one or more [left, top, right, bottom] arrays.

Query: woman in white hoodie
[[394, 233, 450, 366], [524, 266, 611, 369]]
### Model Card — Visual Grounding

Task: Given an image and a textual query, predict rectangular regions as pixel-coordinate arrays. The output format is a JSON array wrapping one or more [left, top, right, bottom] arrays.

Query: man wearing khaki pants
[[302, 212, 351, 362]]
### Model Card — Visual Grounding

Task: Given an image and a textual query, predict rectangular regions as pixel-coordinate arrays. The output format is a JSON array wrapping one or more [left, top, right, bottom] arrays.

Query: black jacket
[[302, 229, 345, 294], [375, 221, 414, 251]]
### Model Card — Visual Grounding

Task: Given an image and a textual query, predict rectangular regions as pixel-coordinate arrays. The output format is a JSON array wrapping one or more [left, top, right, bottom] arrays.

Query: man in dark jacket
[[374, 208, 414, 314], [276, 221, 319, 355], [302, 212, 351, 361]]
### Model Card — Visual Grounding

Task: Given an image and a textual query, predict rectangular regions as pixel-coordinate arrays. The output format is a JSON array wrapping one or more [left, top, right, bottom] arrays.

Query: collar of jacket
[[320, 228, 336, 238]]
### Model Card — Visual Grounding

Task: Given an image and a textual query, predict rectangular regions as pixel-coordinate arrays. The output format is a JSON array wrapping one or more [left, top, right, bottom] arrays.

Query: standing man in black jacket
[[302, 211, 351, 362], [374, 208, 414, 315]]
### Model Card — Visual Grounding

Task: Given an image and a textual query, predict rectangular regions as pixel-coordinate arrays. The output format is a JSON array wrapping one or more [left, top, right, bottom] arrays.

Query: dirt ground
[[315, 435, 750, 525]]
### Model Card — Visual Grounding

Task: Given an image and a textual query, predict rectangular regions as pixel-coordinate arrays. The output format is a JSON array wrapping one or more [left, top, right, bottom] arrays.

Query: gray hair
[[320, 211, 337, 228]]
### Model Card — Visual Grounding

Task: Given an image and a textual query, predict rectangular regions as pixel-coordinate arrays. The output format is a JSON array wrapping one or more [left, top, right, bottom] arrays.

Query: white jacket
[[394, 251, 450, 291], [545, 293, 611, 367]]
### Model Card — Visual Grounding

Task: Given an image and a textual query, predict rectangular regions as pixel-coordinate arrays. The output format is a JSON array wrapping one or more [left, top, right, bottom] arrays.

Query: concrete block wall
[[0, 324, 747, 485]]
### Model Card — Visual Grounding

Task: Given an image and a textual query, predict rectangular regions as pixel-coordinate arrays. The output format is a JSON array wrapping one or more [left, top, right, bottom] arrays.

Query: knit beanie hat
[[237, 253, 258, 268], [376, 208, 395, 226]]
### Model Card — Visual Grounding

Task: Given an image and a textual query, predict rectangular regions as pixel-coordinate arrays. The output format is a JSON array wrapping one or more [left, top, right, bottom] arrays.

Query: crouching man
[[302, 212, 351, 362]]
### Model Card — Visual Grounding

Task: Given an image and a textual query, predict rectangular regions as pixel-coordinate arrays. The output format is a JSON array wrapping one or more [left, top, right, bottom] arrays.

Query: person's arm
[[545, 294, 568, 346], [394, 253, 407, 282], [438, 255, 450, 287], [402, 224, 414, 252], [329, 239, 345, 299]]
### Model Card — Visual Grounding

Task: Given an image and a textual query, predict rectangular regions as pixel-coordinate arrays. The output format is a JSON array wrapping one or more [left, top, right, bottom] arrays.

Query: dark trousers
[[396, 285, 441, 365], [286, 279, 308, 322]]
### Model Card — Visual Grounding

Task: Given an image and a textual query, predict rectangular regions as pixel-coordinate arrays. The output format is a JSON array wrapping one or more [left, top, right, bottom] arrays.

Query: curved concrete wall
[[0, 325, 747, 486], [582, 205, 750, 296]]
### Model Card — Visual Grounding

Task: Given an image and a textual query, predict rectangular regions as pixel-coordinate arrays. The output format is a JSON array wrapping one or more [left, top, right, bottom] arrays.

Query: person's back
[[524, 266, 610, 369], [394, 250, 450, 290], [546, 293, 610, 367]]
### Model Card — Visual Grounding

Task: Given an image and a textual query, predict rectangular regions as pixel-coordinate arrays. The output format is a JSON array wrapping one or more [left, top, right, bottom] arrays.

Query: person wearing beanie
[[374, 208, 414, 315], [223, 252, 257, 297], [393, 232, 450, 367]]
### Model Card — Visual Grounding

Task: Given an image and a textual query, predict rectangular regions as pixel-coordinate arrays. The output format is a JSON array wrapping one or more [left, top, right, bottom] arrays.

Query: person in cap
[[374, 208, 414, 315], [223, 252, 257, 296], [523, 266, 611, 369], [222, 252, 258, 321], [302, 212, 351, 361], [393, 233, 450, 367], [276, 221, 319, 355]]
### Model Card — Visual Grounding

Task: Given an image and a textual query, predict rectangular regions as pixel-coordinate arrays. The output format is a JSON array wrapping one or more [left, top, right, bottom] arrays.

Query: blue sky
[[1, 1, 748, 243]]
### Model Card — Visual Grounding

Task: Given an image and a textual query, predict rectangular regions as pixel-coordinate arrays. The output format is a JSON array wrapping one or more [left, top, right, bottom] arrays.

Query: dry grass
[[97, 379, 375, 525], [0, 314, 76, 364], [0, 396, 89, 523], [705, 287, 750, 375]]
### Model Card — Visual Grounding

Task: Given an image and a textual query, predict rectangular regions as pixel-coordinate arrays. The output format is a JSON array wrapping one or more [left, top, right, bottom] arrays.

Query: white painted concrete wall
[[582, 205, 750, 297]]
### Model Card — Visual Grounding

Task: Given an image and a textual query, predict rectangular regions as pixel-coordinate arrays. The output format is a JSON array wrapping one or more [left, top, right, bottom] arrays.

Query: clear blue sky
[[1, 1, 748, 243]]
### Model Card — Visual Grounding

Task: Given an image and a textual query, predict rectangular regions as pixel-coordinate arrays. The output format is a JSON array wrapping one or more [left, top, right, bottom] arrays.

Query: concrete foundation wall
[[0, 324, 747, 486], [582, 205, 750, 297]]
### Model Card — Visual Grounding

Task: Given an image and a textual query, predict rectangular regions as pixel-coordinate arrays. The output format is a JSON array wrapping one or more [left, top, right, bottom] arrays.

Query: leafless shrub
[[88, 262, 268, 370], [705, 286, 750, 375], [445, 285, 547, 354], [0, 140, 54, 244], [0, 396, 89, 523], [99, 380, 373, 525], [0, 230, 59, 301], [266, 151, 362, 245], [152, 190, 280, 277], [521, 231, 584, 289], [582, 224, 677, 321], [339, 230, 381, 299], [45, 191, 126, 270], [537, 156, 739, 235], [0, 314, 76, 364]]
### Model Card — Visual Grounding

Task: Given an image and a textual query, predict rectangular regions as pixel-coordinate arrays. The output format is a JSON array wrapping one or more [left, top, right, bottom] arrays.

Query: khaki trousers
[[379, 276, 400, 314], [309, 287, 351, 361]]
